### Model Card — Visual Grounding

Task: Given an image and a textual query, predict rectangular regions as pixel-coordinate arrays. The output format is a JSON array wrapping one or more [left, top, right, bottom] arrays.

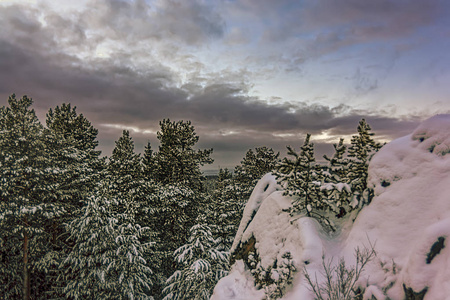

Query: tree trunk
[[23, 231, 30, 300]]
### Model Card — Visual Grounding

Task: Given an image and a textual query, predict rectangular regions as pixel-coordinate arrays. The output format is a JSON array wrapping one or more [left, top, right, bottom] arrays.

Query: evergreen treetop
[[347, 119, 382, 207], [151, 119, 213, 191], [46, 103, 99, 152]]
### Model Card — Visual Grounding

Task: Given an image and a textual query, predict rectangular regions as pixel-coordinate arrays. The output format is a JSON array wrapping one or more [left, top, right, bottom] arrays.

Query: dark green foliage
[[347, 119, 382, 207], [108, 130, 145, 216], [274, 120, 382, 232], [210, 172, 243, 251], [46, 103, 100, 152], [162, 224, 229, 300], [149, 184, 199, 285], [275, 134, 325, 218], [426, 237, 445, 264], [143, 142, 156, 180], [218, 167, 233, 182], [142, 119, 215, 298], [248, 250, 296, 299], [0, 95, 66, 299], [0, 229, 22, 298], [234, 147, 279, 191], [211, 147, 279, 252], [150, 119, 213, 191], [321, 138, 353, 218], [63, 180, 154, 299], [0, 94, 386, 299], [42, 103, 104, 298], [62, 130, 155, 299], [403, 285, 428, 300], [162, 146, 279, 298]]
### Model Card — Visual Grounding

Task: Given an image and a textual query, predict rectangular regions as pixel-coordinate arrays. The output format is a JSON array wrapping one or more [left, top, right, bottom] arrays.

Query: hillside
[[212, 115, 450, 300]]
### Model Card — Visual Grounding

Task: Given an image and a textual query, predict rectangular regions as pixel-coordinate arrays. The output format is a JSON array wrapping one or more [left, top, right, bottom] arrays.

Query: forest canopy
[[0, 95, 381, 300]]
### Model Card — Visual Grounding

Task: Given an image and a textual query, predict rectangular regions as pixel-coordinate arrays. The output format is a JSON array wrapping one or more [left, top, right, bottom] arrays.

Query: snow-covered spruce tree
[[144, 119, 213, 298], [347, 119, 382, 208], [150, 119, 213, 192], [274, 134, 334, 229], [320, 138, 353, 218], [148, 183, 200, 298], [63, 179, 154, 299], [209, 168, 241, 252], [40, 103, 104, 297], [143, 142, 156, 181], [46, 103, 101, 153], [234, 147, 280, 200], [108, 130, 144, 216], [0, 95, 66, 299], [45, 103, 103, 210], [109, 130, 157, 296], [162, 223, 229, 300]]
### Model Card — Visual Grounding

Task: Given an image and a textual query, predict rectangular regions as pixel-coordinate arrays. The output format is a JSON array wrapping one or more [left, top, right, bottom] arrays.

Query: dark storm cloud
[[0, 1, 426, 167], [175, 83, 337, 132], [0, 33, 343, 135], [0, 3, 349, 134], [0, 25, 420, 165]]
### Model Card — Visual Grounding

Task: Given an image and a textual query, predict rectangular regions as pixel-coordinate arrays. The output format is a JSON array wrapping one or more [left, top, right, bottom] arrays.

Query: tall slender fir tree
[[150, 119, 213, 192], [0, 95, 65, 299], [347, 119, 382, 207]]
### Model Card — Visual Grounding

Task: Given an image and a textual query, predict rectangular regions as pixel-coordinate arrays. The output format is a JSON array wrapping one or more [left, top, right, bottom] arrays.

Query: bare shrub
[[304, 246, 376, 300]]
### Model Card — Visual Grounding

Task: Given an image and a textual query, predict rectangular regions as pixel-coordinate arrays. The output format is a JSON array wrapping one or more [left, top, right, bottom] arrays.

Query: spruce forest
[[0, 95, 381, 299]]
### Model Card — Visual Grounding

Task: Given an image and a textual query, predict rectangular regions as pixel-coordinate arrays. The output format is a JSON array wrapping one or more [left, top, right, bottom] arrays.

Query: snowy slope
[[344, 114, 450, 299], [212, 115, 450, 300]]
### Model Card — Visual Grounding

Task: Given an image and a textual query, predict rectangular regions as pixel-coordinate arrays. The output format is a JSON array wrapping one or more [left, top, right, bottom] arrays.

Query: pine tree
[[109, 130, 158, 296], [108, 130, 144, 215], [63, 180, 154, 299], [210, 148, 279, 253], [275, 134, 323, 216], [209, 169, 242, 252], [234, 147, 279, 199], [0, 95, 65, 299], [145, 119, 214, 298], [46, 103, 100, 152], [45, 103, 103, 211], [149, 183, 200, 297], [143, 142, 156, 181], [40, 103, 104, 297], [151, 119, 213, 192], [347, 119, 382, 208], [321, 138, 352, 218], [162, 224, 229, 300], [218, 167, 233, 182]]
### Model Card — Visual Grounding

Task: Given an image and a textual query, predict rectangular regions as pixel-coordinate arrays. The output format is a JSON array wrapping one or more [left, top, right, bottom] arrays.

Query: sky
[[1, 0, 450, 170]]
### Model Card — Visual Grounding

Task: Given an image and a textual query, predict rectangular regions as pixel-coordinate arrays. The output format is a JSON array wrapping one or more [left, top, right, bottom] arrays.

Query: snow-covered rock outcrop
[[212, 114, 450, 300]]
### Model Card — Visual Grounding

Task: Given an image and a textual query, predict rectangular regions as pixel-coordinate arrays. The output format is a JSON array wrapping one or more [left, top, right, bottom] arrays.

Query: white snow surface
[[211, 260, 265, 300], [212, 114, 450, 300]]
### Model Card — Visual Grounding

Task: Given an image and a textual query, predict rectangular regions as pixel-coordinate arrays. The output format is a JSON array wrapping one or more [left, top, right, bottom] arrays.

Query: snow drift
[[211, 114, 450, 300]]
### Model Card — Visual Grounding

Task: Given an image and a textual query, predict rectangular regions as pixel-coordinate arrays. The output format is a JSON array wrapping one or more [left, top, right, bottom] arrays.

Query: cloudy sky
[[1, 0, 450, 169]]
